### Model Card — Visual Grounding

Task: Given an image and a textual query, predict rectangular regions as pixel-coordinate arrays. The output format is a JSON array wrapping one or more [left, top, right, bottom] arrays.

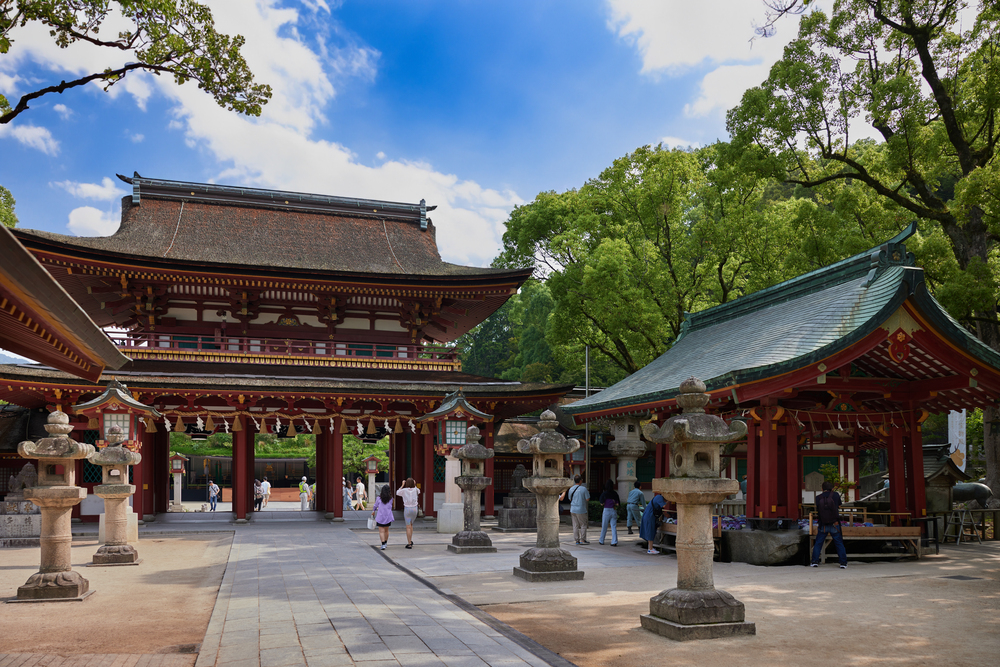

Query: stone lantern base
[[91, 543, 142, 566], [640, 588, 755, 640], [13, 571, 92, 602], [448, 530, 497, 554], [513, 547, 584, 582]]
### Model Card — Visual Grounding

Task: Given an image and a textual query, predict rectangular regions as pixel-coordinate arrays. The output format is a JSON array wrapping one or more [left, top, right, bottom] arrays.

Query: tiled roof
[[565, 224, 1000, 418], [14, 175, 518, 278]]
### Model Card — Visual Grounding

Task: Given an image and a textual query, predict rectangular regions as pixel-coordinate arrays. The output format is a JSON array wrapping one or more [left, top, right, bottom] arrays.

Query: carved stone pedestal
[[449, 428, 497, 554], [513, 415, 584, 582], [640, 378, 755, 640]]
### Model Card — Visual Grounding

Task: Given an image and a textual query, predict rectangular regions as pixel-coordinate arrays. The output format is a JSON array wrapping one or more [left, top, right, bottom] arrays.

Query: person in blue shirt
[[562, 475, 591, 544], [626, 481, 645, 534]]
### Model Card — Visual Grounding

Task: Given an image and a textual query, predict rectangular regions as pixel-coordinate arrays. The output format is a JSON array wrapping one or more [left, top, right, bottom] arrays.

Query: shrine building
[[0, 174, 572, 521], [565, 224, 1000, 521]]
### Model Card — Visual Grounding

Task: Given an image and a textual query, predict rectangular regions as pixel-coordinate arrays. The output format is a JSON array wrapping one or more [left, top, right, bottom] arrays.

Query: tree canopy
[[0, 184, 15, 227], [729, 0, 1000, 495], [0, 0, 272, 124]]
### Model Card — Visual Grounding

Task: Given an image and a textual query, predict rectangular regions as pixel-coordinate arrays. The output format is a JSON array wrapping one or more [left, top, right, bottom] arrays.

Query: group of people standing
[[561, 478, 666, 554]]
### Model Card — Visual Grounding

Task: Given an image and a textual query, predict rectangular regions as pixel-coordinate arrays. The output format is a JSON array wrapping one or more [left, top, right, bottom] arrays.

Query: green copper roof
[[564, 224, 997, 419]]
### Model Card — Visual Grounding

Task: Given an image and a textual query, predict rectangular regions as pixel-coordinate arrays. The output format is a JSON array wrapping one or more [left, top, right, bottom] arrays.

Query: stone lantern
[[448, 425, 496, 554], [416, 388, 494, 534], [640, 377, 755, 640], [609, 416, 649, 499], [513, 410, 584, 582], [88, 425, 143, 565], [168, 453, 188, 512], [12, 411, 95, 601]]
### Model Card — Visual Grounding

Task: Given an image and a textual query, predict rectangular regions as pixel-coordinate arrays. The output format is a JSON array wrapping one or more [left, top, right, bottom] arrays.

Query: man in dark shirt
[[811, 481, 848, 568]]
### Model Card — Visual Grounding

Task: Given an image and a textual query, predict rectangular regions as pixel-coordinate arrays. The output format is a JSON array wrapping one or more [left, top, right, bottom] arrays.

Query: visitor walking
[[396, 477, 421, 548], [640, 490, 666, 554], [626, 480, 645, 534], [261, 476, 271, 507], [253, 479, 264, 511], [598, 480, 620, 546], [310, 481, 317, 510], [208, 479, 220, 511], [563, 475, 590, 544], [343, 477, 353, 510], [372, 484, 394, 550], [811, 480, 848, 568], [355, 476, 367, 510], [299, 476, 311, 511]]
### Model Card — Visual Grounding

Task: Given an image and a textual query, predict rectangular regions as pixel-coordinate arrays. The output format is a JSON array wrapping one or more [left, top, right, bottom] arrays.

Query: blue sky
[[0, 1, 802, 267]]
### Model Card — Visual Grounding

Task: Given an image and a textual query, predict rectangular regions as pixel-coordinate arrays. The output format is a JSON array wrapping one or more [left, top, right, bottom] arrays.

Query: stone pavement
[[194, 519, 567, 667]]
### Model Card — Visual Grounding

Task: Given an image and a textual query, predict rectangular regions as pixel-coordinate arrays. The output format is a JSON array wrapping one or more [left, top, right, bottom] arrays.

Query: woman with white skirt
[[396, 477, 421, 549]]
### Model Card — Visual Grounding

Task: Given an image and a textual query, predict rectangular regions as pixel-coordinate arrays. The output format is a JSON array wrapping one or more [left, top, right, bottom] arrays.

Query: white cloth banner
[[948, 409, 967, 471]]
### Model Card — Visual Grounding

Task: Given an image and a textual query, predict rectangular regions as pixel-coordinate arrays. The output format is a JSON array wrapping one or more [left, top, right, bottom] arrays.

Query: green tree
[[0, 184, 15, 227], [342, 434, 389, 482], [0, 0, 271, 124], [730, 0, 1000, 496]]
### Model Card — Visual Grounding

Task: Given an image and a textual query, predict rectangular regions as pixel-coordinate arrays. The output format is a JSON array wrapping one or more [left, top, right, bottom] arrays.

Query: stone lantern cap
[[88, 425, 142, 467], [517, 411, 580, 456], [454, 425, 494, 462], [18, 411, 94, 464], [642, 378, 747, 446]]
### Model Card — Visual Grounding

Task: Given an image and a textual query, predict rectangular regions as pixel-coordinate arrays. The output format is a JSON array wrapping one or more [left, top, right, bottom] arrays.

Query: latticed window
[[444, 420, 466, 446], [433, 454, 446, 482], [82, 460, 103, 484], [103, 413, 131, 440]]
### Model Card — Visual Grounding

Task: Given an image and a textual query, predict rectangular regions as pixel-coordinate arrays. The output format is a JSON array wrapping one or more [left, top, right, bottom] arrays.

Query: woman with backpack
[[371, 484, 394, 550]]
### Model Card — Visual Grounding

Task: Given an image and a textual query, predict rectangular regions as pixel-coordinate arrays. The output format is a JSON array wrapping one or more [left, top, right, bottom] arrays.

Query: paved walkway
[[195, 521, 560, 667]]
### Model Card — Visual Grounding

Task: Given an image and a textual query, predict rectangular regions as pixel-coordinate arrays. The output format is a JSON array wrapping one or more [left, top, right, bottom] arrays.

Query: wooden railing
[[109, 332, 461, 370]]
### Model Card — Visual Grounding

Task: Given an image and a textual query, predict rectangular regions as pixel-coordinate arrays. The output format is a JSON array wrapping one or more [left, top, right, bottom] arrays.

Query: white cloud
[[0, 123, 59, 154], [67, 206, 120, 236], [52, 177, 127, 201], [128, 132, 144, 143], [376, 151, 386, 160], [607, 0, 800, 117], [1, 0, 521, 266], [660, 136, 700, 149], [52, 103, 72, 119]]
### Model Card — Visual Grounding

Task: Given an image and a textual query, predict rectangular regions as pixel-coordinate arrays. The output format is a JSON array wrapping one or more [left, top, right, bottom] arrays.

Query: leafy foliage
[[0, 0, 272, 124], [0, 185, 16, 227], [730, 0, 1000, 495]]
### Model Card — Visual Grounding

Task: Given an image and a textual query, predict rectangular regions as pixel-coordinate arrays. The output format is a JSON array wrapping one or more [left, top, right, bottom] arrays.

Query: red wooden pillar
[[315, 426, 327, 512], [746, 420, 758, 518], [136, 428, 154, 520], [906, 409, 927, 517], [332, 418, 343, 519], [246, 423, 256, 514], [233, 418, 250, 520], [888, 424, 906, 515], [153, 427, 169, 514], [412, 430, 424, 510], [784, 420, 801, 519], [423, 431, 435, 517], [484, 425, 495, 517]]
